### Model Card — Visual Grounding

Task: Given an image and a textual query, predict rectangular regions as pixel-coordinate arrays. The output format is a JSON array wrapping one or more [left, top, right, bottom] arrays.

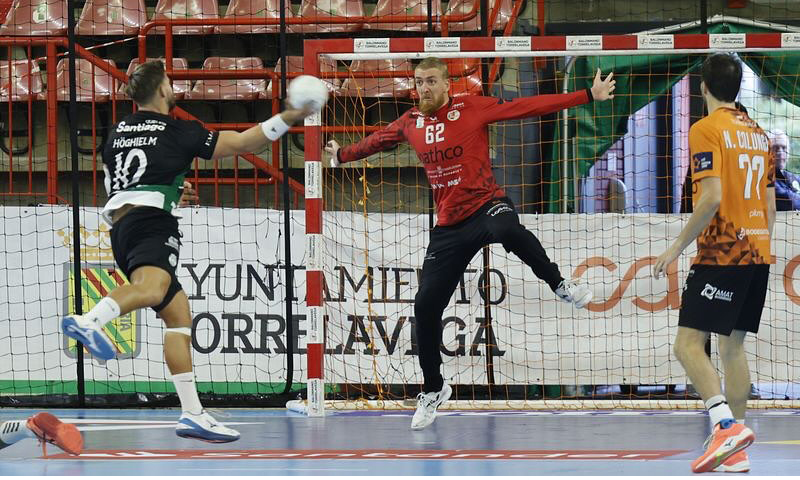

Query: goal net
[[297, 33, 800, 415]]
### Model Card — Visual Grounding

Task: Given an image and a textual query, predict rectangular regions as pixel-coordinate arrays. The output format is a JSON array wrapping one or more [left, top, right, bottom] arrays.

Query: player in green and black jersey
[[62, 60, 311, 443]]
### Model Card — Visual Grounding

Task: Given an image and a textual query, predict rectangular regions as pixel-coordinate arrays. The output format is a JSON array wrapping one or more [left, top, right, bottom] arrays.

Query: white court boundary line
[[287, 399, 800, 414]]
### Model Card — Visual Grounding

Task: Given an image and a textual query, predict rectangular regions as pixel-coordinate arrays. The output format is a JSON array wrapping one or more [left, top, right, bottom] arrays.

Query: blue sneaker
[[176, 411, 240, 443], [61, 315, 116, 361]]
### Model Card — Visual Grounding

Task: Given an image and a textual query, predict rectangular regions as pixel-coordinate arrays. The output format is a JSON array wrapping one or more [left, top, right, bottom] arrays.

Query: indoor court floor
[[0, 408, 798, 476]]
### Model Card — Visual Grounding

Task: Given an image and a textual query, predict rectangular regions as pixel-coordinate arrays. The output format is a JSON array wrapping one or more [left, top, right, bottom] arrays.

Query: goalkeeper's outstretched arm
[[325, 117, 408, 167], [476, 68, 616, 125]]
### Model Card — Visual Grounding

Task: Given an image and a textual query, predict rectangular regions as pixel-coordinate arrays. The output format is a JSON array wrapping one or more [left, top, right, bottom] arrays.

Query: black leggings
[[414, 197, 563, 392]]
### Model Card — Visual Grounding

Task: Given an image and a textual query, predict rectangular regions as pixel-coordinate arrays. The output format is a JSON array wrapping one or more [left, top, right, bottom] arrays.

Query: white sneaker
[[61, 314, 116, 360], [555, 280, 593, 308], [411, 383, 452, 430], [176, 411, 240, 443]]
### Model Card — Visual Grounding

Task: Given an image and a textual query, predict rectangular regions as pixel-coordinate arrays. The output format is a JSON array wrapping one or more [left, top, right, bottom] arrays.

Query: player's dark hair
[[125, 60, 166, 105], [701, 53, 742, 103]]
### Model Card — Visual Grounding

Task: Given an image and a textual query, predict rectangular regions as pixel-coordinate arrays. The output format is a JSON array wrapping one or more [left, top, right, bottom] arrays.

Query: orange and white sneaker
[[26, 412, 83, 455], [713, 450, 750, 473], [691, 423, 754, 473]]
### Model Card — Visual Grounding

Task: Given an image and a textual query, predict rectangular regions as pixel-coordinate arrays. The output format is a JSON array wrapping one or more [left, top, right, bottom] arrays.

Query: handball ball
[[288, 75, 329, 112]]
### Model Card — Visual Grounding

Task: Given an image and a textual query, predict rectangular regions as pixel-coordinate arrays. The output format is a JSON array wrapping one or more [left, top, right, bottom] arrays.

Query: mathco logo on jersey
[[700, 283, 733, 302], [420, 146, 463, 164]]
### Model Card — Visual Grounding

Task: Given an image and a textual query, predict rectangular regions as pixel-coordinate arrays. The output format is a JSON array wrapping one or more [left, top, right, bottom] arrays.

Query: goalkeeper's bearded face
[[415, 67, 450, 116]]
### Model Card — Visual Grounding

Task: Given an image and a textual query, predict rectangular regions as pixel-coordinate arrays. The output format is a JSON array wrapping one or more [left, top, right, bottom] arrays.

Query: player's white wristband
[[260, 114, 290, 141]]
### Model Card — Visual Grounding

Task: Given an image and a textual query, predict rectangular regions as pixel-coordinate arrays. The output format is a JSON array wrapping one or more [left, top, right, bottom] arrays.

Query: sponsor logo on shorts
[[486, 202, 513, 217], [749, 209, 764, 218], [165, 236, 180, 251], [700, 283, 733, 302], [169, 253, 178, 267]]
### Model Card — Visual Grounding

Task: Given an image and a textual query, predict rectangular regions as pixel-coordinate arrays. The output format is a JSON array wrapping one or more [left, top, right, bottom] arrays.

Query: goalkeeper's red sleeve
[[337, 114, 409, 164], [471, 89, 592, 125]]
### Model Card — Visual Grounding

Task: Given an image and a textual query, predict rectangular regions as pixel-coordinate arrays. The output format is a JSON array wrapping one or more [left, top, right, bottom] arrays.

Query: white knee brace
[[164, 327, 192, 337]]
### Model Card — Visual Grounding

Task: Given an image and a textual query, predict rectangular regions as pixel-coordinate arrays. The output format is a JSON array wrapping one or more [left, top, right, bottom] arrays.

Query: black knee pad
[[153, 277, 182, 313]]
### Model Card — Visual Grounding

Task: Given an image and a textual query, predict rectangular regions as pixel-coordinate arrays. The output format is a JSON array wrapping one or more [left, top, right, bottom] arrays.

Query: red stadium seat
[[339, 59, 413, 98], [0, 0, 68, 35], [364, 0, 441, 31], [410, 58, 482, 98], [217, 0, 294, 34], [450, 71, 482, 96], [262, 56, 339, 99], [0, 60, 43, 102], [76, 0, 148, 35], [0, 0, 12, 25], [295, 0, 364, 33], [184, 57, 266, 101], [445, 0, 512, 31], [152, 0, 219, 34], [53, 58, 118, 102], [0, 59, 42, 155], [119, 58, 192, 100]]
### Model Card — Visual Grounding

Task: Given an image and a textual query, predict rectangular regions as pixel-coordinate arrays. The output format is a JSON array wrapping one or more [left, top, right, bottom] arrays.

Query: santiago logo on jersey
[[116, 120, 166, 133]]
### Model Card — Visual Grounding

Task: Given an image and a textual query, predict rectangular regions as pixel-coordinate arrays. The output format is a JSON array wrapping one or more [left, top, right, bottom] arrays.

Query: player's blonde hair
[[415, 57, 449, 80]]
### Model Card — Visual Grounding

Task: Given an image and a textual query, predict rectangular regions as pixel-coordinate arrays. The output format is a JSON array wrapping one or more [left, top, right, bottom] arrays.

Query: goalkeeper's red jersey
[[337, 90, 593, 226]]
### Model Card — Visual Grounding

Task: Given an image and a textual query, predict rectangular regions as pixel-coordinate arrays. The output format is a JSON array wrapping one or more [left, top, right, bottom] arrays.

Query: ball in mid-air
[[288, 75, 329, 113]]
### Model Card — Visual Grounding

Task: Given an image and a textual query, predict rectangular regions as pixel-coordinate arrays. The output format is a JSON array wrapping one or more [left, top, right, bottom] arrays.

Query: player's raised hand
[[279, 106, 316, 126], [179, 180, 199, 206], [590, 69, 616, 101], [325, 139, 341, 167]]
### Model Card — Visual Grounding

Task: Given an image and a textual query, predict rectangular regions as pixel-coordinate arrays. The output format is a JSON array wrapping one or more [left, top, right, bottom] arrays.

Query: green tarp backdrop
[[546, 22, 800, 212]]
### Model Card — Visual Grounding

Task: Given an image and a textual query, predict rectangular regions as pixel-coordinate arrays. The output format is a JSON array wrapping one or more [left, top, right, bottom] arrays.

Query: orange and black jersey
[[690, 107, 774, 266]]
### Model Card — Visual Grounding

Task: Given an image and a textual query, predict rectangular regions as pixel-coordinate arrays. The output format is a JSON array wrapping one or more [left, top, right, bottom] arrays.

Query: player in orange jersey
[[654, 53, 776, 473]]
